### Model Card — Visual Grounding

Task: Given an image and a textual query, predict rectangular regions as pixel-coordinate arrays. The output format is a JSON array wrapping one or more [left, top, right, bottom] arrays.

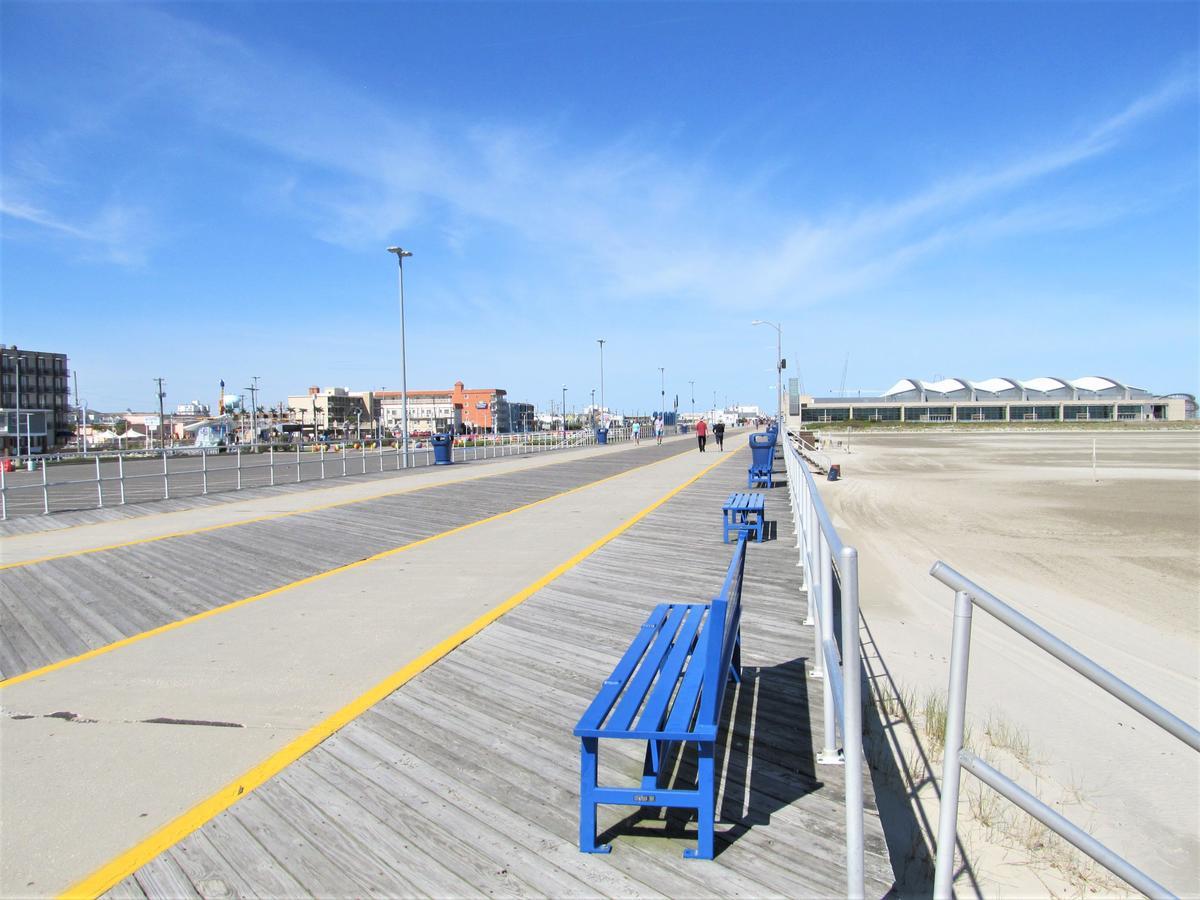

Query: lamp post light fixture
[[561, 385, 568, 444], [751, 320, 783, 422], [689, 380, 695, 420], [387, 246, 413, 467]]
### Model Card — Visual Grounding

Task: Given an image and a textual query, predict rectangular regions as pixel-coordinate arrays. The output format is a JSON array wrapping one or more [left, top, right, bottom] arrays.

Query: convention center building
[[793, 376, 1196, 424]]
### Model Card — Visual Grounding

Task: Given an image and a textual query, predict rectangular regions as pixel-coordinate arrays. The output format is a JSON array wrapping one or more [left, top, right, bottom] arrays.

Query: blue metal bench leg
[[580, 738, 611, 853], [684, 741, 716, 859], [642, 739, 667, 789], [730, 632, 742, 683]]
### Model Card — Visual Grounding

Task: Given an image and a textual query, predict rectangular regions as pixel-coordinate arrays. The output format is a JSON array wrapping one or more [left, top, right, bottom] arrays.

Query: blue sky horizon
[[3, 2, 1197, 414]]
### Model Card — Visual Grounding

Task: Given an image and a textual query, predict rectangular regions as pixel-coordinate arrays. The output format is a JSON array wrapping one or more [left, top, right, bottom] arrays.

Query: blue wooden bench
[[574, 534, 747, 860], [722, 491, 765, 543]]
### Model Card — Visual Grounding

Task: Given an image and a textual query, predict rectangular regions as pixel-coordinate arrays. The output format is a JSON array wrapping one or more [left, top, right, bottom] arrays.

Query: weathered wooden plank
[[130, 851, 201, 898]]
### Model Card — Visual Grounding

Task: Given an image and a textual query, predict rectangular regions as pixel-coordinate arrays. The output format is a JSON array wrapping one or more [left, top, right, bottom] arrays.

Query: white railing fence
[[0, 427, 637, 519], [929, 562, 1200, 899], [782, 426, 866, 898]]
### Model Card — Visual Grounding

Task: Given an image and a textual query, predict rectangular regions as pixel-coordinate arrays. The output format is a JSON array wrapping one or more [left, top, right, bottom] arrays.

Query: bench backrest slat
[[696, 533, 748, 727]]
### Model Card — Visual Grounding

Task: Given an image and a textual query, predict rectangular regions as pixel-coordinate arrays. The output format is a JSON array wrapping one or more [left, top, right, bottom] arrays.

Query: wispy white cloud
[[0, 197, 156, 266], [4, 4, 1195, 306]]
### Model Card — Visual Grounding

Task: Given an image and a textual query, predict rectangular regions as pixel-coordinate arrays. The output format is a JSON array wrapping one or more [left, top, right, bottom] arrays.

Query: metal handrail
[[929, 561, 1200, 899], [782, 428, 865, 898], [0, 428, 626, 519]]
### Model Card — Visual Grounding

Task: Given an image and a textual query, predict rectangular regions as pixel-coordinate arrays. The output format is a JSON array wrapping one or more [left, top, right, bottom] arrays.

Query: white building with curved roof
[[792, 376, 1194, 424]]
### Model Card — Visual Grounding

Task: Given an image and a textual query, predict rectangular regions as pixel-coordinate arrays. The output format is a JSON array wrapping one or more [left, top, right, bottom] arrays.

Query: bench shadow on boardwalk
[[597, 658, 822, 856]]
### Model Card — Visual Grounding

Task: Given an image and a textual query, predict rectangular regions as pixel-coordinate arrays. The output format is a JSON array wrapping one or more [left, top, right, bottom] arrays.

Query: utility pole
[[154, 377, 167, 450], [250, 375, 261, 447], [73, 369, 86, 453]]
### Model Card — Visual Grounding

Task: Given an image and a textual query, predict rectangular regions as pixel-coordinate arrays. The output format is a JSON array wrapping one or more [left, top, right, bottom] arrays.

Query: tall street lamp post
[[597, 338, 606, 429], [752, 320, 783, 422], [658, 367, 665, 429], [689, 380, 695, 420], [387, 246, 413, 467], [561, 385, 567, 444]]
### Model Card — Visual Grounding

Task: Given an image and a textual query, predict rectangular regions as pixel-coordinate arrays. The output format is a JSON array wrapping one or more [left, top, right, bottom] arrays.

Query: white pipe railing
[[929, 562, 1199, 899], [782, 426, 865, 898], [0, 427, 636, 519]]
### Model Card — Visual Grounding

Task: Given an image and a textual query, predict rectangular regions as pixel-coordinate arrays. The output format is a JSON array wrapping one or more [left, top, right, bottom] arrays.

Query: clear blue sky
[[3, 2, 1197, 414]]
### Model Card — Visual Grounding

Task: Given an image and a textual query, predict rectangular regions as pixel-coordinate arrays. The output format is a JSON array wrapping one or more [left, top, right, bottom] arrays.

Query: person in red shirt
[[695, 418, 708, 452]]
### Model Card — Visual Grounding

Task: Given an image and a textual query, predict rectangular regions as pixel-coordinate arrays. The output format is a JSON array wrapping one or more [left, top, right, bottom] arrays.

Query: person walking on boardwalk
[[695, 417, 708, 452], [632, 420, 641, 445], [654, 416, 664, 445], [713, 419, 725, 451]]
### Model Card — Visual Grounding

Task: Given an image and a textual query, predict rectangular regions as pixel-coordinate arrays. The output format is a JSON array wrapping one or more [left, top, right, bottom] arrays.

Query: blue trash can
[[828, 464, 841, 482], [680, 424, 689, 434], [596, 428, 608, 445], [432, 433, 454, 465], [748, 432, 775, 487]]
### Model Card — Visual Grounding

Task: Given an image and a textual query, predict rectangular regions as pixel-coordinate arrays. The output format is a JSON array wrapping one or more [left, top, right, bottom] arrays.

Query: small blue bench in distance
[[574, 534, 747, 860], [722, 491, 765, 543]]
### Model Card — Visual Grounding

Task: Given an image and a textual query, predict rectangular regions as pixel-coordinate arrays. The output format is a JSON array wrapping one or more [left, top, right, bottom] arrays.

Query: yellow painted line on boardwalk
[[0, 444, 686, 571], [0, 447, 700, 690], [60, 449, 736, 899]]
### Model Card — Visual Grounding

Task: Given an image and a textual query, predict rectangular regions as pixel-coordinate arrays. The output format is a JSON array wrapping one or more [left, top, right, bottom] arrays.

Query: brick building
[[377, 381, 513, 435]]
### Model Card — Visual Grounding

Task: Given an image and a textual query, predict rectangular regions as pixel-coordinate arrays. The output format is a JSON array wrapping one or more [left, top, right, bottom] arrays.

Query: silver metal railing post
[[202, 449, 209, 494], [296, 445, 302, 482], [236, 445, 242, 490], [841, 545, 864, 899], [269, 446, 275, 486], [320, 445, 326, 479], [162, 449, 170, 499], [810, 528, 824, 679], [818, 532, 838, 763], [933, 590, 975, 898], [41, 460, 49, 515], [1, 463, 7, 520], [117, 454, 125, 505]]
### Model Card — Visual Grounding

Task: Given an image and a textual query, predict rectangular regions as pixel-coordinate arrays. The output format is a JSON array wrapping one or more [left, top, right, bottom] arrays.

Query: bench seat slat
[[633, 604, 707, 735], [574, 603, 670, 734], [606, 604, 691, 732], [661, 626, 711, 738]]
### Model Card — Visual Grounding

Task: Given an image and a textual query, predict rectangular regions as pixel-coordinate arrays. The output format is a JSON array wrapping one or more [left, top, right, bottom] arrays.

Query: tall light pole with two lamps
[[387, 246, 413, 467], [752, 320, 783, 422]]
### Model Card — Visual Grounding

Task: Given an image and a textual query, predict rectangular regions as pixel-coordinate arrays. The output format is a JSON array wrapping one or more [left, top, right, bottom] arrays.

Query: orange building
[[376, 381, 511, 433]]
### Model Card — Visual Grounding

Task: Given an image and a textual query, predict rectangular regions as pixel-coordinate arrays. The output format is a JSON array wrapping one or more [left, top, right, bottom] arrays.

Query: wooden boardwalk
[[0, 442, 693, 680], [102, 451, 895, 897]]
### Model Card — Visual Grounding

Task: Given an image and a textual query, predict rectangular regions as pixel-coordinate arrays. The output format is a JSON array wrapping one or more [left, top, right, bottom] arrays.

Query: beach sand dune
[[811, 431, 1199, 897]]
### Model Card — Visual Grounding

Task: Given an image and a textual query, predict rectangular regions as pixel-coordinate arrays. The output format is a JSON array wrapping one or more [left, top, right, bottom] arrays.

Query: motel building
[[792, 376, 1196, 425], [377, 381, 513, 435]]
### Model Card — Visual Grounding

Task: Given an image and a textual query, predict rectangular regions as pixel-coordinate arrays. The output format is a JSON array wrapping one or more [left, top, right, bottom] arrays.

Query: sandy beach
[[810, 430, 1200, 897]]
